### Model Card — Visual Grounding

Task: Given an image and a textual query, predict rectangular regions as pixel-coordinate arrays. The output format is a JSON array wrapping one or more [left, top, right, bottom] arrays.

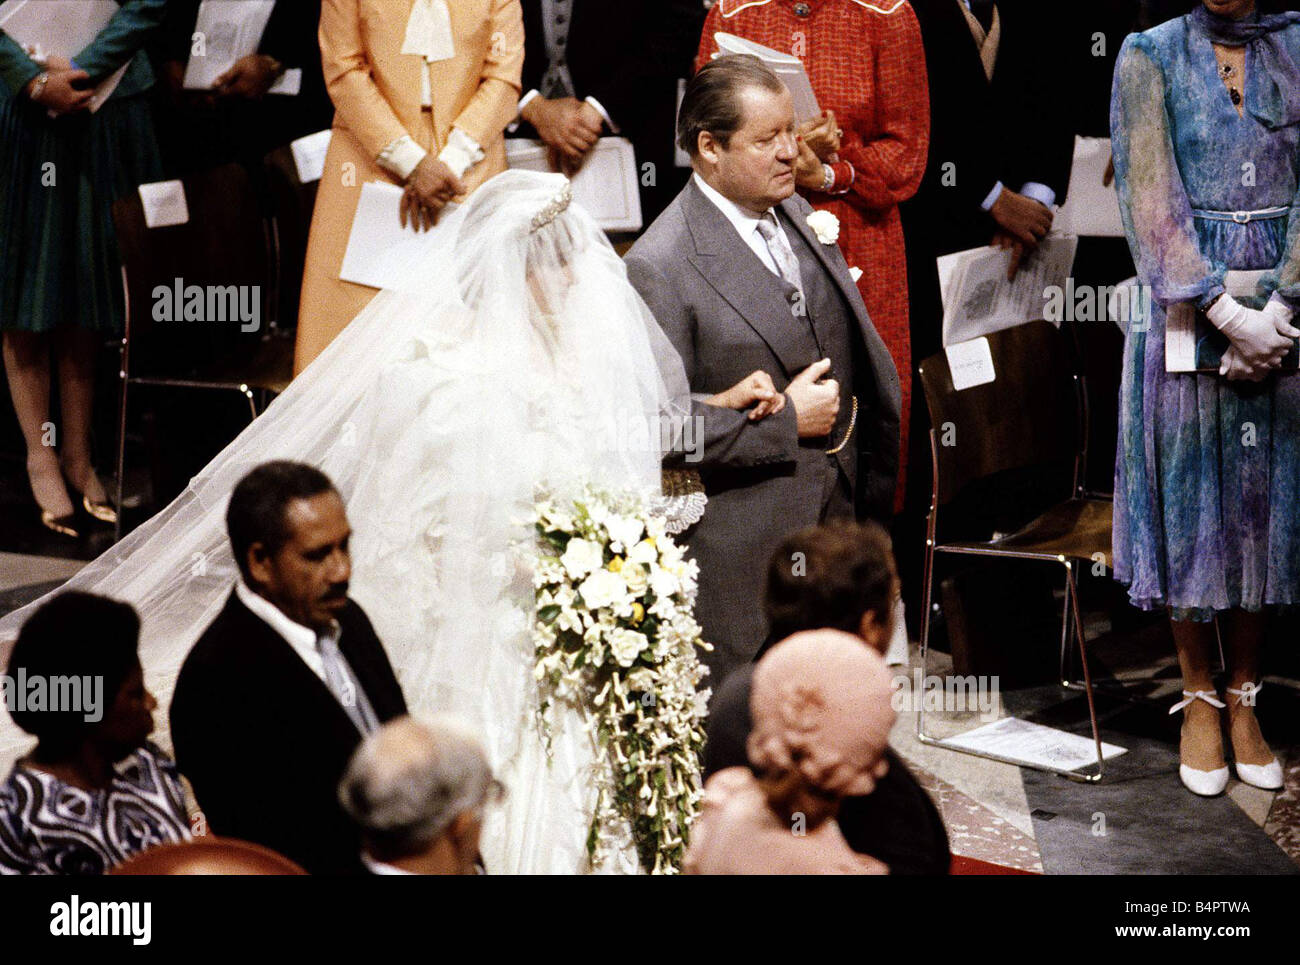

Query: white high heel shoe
[[1227, 682, 1284, 791], [1170, 690, 1229, 796]]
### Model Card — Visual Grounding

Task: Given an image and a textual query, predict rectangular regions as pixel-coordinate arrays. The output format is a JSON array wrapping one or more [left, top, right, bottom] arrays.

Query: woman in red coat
[[696, 0, 929, 512]]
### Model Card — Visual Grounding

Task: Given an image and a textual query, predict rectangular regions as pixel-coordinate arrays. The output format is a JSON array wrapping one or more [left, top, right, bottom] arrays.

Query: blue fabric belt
[[1191, 206, 1291, 224]]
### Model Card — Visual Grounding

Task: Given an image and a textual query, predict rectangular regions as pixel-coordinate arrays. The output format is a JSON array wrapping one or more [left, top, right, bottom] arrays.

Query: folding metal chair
[[916, 321, 1113, 782], [110, 163, 293, 540]]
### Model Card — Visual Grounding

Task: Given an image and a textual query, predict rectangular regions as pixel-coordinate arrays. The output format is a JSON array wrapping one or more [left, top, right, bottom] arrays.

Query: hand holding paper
[[213, 53, 282, 100], [401, 157, 466, 231]]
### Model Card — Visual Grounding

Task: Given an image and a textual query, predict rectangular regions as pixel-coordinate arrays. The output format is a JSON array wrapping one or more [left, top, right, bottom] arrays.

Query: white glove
[[1219, 344, 1269, 382], [1206, 294, 1291, 368], [1261, 296, 1300, 339]]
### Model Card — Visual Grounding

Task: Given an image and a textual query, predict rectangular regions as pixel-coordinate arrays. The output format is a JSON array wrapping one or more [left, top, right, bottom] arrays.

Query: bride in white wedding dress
[[0, 170, 732, 873]]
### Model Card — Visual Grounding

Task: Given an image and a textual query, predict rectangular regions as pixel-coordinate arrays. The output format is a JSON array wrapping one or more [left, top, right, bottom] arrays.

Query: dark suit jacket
[[902, 0, 1074, 254], [704, 665, 951, 876], [170, 591, 407, 875], [626, 179, 901, 680], [515, 0, 704, 222], [149, 0, 334, 174]]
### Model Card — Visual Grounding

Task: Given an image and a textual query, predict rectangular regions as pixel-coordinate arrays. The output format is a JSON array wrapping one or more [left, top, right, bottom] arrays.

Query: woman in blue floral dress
[[1111, 0, 1300, 796]]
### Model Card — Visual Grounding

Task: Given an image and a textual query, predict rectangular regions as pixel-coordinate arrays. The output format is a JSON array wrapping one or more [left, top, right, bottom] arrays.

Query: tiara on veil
[[530, 182, 574, 232]]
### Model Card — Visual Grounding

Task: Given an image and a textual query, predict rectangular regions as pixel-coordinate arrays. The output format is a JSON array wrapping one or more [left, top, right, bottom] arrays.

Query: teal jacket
[[0, 0, 165, 103]]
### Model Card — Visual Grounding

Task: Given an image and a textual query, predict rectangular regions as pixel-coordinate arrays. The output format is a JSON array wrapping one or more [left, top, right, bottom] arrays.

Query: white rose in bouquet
[[606, 515, 644, 553], [561, 537, 604, 578], [578, 568, 629, 611], [609, 627, 650, 667], [620, 561, 649, 594]]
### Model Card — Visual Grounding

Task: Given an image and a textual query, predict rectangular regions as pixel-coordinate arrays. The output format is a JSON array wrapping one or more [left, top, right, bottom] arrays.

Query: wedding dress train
[[0, 170, 691, 874]]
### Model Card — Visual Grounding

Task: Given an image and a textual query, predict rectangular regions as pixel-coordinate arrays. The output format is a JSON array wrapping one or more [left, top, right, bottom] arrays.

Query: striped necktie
[[756, 213, 804, 294], [317, 627, 380, 735]]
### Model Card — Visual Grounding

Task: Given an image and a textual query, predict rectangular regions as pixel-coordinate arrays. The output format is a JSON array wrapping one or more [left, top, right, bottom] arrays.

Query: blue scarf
[[1189, 5, 1300, 129]]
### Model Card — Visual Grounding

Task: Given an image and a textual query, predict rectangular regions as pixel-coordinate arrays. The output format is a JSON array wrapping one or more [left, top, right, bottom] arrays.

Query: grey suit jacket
[[625, 178, 900, 678]]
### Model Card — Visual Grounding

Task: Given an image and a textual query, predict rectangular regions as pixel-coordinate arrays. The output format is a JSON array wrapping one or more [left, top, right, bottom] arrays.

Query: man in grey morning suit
[[625, 55, 901, 685]]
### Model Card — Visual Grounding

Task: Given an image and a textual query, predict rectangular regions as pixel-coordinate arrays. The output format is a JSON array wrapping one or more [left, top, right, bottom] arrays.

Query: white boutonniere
[[806, 210, 840, 245]]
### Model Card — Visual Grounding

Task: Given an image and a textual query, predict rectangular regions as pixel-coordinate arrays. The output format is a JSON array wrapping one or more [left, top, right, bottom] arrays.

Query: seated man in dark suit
[[170, 461, 407, 875], [703, 520, 951, 875]]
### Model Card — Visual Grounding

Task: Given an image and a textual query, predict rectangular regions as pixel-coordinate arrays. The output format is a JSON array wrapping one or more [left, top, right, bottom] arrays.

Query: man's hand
[[991, 231, 1029, 281], [213, 54, 282, 100], [522, 96, 602, 164], [798, 111, 840, 162], [989, 188, 1053, 246], [786, 358, 840, 438], [546, 144, 588, 178], [400, 156, 466, 231], [27, 67, 93, 115]]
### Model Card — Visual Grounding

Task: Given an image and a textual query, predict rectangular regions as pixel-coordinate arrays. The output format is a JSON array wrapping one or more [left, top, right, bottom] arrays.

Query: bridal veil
[[0, 170, 692, 873]]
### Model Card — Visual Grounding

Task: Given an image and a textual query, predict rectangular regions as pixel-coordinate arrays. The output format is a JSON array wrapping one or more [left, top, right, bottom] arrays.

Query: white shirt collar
[[234, 580, 327, 682], [692, 173, 787, 276], [362, 853, 415, 875], [693, 172, 775, 233]]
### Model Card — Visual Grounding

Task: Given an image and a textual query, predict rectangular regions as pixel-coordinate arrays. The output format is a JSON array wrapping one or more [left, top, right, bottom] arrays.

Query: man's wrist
[[981, 181, 1005, 212], [584, 96, 615, 133], [518, 88, 541, 121]]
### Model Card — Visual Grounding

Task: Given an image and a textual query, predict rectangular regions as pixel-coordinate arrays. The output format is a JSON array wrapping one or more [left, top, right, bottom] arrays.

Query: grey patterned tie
[[756, 213, 804, 295], [317, 626, 379, 735]]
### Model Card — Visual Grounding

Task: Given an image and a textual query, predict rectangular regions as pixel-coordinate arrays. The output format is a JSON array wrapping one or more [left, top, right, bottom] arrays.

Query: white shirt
[[234, 580, 327, 683], [692, 173, 788, 278], [362, 853, 414, 875]]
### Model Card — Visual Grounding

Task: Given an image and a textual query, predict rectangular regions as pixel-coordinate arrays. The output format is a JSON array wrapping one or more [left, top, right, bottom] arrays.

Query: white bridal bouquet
[[530, 487, 711, 874]]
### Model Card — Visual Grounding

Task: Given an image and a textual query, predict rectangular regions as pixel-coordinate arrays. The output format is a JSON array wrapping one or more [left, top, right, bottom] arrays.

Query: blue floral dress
[[1111, 9, 1300, 620]]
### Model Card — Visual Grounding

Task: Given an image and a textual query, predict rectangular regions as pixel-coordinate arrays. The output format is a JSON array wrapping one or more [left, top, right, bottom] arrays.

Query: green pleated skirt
[[0, 90, 161, 333]]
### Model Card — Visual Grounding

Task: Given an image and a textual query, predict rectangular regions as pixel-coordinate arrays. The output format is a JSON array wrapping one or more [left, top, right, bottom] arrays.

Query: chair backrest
[[263, 145, 321, 330], [917, 320, 1082, 510], [108, 837, 307, 875], [111, 163, 274, 377]]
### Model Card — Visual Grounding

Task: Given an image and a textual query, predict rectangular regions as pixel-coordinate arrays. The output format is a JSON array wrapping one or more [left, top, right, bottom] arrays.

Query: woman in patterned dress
[[0, 593, 189, 874], [1111, 0, 1300, 796], [696, 0, 930, 512]]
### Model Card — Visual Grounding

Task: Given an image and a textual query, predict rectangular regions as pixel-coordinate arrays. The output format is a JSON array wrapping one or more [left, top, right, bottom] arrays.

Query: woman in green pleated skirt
[[0, 0, 165, 536]]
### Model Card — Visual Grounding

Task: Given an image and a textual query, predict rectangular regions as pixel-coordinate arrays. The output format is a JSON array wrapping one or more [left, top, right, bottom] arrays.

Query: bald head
[[338, 715, 494, 864]]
